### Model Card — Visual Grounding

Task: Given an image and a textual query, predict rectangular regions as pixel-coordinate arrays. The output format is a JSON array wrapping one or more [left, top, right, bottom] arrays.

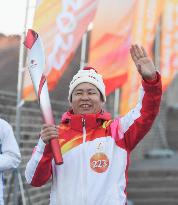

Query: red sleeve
[[25, 138, 53, 187], [120, 72, 162, 151]]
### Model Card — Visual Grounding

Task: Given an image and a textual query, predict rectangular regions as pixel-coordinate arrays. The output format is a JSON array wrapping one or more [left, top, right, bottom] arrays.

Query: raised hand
[[130, 44, 157, 80]]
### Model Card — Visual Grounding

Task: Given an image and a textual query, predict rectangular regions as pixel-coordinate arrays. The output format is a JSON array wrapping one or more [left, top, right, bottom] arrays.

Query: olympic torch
[[24, 29, 63, 165]]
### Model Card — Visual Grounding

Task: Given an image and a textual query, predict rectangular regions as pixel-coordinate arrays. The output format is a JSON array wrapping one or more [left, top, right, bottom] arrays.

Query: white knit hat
[[68, 67, 106, 102]]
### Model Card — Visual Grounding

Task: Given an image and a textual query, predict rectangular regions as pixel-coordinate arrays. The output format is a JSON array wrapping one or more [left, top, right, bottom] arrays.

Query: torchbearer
[[25, 44, 162, 205]]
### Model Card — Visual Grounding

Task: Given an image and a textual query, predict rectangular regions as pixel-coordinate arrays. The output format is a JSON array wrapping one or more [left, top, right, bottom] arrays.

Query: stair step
[[128, 188, 178, 199], [128, 177, 178, 188], [131, 198, 178, 205]]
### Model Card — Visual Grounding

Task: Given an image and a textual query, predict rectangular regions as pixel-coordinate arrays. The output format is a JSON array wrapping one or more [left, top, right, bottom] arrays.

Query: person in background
[[0, 118, 21, 205], [25, 44, 162, 205]]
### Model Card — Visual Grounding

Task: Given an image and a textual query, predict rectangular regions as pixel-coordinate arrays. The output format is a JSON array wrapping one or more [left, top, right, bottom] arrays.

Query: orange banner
[[160, 0, 178, 91], [23, 0, 99, 100], [120, 0, 163, 115], [88, 0, 137, 95]]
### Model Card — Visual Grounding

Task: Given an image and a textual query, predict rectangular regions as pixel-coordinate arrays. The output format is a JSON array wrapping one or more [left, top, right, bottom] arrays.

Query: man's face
[[71, 83, 104, 114]]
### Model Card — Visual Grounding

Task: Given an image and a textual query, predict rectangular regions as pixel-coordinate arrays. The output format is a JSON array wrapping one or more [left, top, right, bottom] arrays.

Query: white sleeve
[[0, 119, 21, 171]]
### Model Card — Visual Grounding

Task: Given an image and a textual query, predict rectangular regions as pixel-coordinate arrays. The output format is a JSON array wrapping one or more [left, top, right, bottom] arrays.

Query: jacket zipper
[[82, 117, 87, 204], [82, 118, 86, 143]]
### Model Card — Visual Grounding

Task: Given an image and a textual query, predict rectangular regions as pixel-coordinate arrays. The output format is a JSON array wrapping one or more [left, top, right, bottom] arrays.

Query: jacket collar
[[61, 110, 111, 132]]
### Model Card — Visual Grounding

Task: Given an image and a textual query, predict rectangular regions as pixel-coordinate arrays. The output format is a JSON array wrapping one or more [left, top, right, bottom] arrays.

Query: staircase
[[127, 153, 178, 205], [0, 91, 68, 205]]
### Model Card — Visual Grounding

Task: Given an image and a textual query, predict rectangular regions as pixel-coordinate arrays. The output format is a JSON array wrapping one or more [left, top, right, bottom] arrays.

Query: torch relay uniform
[[25, 73, 162, 205], [0, 119, 21, 205]]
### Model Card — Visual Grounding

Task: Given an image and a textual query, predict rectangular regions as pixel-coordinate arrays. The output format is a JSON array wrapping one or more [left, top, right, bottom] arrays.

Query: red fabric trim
[[124, 152, 130, 205], [31, 144, 53, 187], [61, 111, 111, 124], [143, 71, 159, 84]]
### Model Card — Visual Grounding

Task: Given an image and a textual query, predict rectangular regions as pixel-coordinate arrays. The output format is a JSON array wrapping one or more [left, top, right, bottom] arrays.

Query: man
[[0, 119, 21, 205], [25, 45, 162, 205]]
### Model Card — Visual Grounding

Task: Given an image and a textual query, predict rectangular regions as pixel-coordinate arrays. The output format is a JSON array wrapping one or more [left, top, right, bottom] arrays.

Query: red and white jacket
[[25, 74, 162, 205]]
